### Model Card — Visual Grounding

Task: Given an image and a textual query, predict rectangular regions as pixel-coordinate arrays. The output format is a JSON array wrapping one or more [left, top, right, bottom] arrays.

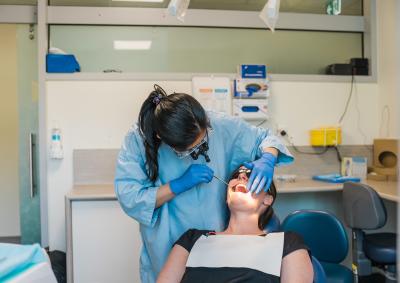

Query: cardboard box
[[373, 139, 398, 169], [368, 139, 399, 181]]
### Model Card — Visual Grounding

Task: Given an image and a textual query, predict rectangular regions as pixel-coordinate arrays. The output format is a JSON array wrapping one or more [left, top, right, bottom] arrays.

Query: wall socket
[[277, 125, 288, 137]]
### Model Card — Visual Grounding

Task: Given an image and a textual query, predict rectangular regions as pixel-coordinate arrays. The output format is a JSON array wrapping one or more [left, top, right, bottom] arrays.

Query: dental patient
[[157, 166, 313, 283]]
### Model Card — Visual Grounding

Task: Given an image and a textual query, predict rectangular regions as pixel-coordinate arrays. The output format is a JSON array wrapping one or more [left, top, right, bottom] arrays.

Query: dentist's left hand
[[243, 152, 277, 194]]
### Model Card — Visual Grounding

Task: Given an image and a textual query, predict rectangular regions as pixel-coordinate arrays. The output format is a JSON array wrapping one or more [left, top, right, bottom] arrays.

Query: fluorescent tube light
[[112, 0, 163, 2], [114, 40, 152, 50]]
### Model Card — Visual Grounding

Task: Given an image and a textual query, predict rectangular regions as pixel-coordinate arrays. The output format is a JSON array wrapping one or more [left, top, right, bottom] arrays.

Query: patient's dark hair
[[258, 181, 277, 230], [229, 166, 277, 230]]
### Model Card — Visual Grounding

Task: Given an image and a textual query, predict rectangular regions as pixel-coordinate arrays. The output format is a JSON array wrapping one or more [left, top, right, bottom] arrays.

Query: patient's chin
[[228, 195, 257, 211]]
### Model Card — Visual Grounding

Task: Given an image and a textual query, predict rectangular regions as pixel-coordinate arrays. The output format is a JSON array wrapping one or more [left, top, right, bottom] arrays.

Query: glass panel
[[50, 25, 362, 74], [48, 0, 362, 15], [17, 24, 41, 244]]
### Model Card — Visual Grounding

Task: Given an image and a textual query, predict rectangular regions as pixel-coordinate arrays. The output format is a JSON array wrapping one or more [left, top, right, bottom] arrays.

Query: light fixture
[[113, 40, 152, 50], [112, 0, 164, 2], [259, 0, 281, 32], [167, 0, 190, 22]]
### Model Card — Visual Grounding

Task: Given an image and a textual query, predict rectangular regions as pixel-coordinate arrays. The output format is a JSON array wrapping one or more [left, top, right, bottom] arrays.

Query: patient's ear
[[263, 195, 273, 206]]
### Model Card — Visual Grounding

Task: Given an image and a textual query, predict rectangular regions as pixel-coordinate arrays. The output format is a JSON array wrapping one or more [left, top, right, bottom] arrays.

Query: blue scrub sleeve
[[221, 113, 293, 167], [259, 131, 294, 166], [115, 128, 159, 227]]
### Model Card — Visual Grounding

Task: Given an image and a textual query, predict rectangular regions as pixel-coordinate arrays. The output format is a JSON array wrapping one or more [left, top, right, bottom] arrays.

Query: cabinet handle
[[29, 133, 37, 198]]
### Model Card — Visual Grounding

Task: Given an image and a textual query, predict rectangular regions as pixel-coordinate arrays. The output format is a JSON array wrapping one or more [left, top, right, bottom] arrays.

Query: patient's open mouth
[[233, 183, 248, 193]]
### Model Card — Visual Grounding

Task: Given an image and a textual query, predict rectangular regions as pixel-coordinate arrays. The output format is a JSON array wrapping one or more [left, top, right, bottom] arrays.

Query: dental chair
[[267, 212, 327, 283], [282, 210, 353, 283], [342, 182, 397, 282], [312, 256, 328, 283], [0, 243, 57, 283]]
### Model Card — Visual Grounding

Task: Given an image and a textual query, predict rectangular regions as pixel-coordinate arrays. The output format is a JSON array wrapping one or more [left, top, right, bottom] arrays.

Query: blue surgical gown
[[115, 111, 293, 283]]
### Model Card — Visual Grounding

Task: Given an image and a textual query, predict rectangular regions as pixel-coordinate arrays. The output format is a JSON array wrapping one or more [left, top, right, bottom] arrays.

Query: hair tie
[[152, 84, 167, 106], [153, 96, 162, 105]]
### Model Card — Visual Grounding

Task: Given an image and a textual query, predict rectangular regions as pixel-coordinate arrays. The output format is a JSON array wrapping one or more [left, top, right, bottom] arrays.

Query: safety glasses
[[231, 168, 252, 180], [173, 128, 211, 159]]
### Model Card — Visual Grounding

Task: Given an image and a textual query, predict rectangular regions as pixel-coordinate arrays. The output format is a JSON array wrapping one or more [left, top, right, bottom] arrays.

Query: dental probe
[[213, 175, 229, 186]]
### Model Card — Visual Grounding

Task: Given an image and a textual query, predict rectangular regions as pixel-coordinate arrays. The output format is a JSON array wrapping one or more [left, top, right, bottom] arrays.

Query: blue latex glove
[[243, 152, 277, 194], [170, 164, 214, 195]]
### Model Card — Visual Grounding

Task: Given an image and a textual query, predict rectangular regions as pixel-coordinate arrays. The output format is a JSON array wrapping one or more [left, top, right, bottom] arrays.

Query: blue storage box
[[46, 54, 81, 73], [238, 65, 267, 79]]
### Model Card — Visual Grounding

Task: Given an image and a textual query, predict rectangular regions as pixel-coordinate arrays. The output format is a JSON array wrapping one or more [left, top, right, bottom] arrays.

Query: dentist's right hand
[[170, 164, 214, 195]]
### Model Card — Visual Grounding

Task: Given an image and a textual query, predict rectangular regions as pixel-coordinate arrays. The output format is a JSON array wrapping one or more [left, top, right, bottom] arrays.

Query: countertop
[[66, 179, 399, 202], [66, 184, 116, 200]]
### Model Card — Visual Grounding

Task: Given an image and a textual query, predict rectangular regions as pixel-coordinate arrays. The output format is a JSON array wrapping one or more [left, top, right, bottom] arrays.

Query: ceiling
[[0, 0, 362, 15]]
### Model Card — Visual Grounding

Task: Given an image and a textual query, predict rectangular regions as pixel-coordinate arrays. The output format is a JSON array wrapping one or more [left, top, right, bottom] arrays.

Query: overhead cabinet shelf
[[47, 6, 365, 32], [45, 72, 375, 83]]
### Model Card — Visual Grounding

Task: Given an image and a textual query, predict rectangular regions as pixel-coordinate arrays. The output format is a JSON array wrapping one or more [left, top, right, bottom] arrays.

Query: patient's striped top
[[174, 229, 309, 283]]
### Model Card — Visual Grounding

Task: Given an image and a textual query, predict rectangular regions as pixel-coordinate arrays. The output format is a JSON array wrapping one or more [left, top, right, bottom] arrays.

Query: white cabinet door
[[72, 200, 141, 283]]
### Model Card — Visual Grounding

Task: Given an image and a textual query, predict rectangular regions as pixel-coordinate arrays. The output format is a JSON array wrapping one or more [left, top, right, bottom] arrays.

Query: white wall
[[268, 81, 379, 145], [0, 24, 20, 237], [47, 79, 379, 251], [377, 0, 399, 138]]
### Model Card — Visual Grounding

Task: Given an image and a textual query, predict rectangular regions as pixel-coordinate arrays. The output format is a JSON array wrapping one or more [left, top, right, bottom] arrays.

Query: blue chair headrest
[[282, 210, 348, 263]]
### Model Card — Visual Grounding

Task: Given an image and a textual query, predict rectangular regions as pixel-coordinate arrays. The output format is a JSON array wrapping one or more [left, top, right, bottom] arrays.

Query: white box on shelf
[[232, 98, 268, 121]]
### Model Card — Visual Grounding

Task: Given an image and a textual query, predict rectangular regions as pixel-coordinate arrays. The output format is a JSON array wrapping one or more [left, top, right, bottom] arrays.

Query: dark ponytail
[[138, 85, 209, 181]]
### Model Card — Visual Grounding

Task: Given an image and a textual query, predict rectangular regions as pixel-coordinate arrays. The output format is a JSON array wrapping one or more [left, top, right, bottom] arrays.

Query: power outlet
[[277, 125, 288, 137]]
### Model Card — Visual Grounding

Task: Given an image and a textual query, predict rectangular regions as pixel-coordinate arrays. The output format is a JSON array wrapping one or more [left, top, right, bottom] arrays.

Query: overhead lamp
[[167, 0, 190, 22], [259, 0, 281, 32], [113, 40, 152, 50], [112, 0, 164, 2]]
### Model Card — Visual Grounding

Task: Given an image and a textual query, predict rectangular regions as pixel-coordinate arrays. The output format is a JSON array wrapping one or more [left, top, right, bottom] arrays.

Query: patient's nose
[[238, 173, 248, 182]]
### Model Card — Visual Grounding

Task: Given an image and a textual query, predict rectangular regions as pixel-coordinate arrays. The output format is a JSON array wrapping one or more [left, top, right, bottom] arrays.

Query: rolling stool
[[343, 182, 397, 282]]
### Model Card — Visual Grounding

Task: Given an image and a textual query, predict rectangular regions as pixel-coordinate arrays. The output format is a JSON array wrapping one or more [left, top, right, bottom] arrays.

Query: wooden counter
[[276, 179, 398, 202]]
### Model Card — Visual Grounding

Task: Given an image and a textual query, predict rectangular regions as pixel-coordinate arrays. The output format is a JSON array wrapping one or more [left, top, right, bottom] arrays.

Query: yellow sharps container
[[310, 127, 342, 146]]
